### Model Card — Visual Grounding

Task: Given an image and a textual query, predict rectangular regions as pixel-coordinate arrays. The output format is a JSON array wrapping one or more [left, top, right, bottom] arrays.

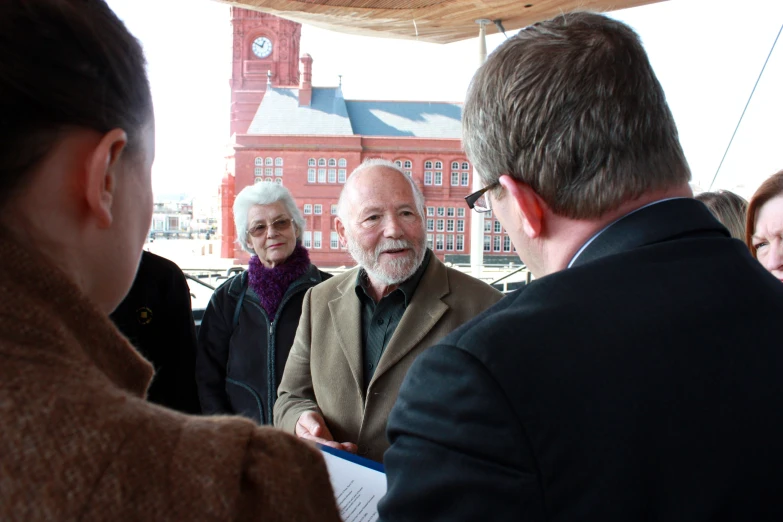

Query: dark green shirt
[[355, 249, 431, 390]]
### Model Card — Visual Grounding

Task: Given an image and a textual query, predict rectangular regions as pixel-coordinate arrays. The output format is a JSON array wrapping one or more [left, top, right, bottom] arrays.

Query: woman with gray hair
[[196, 182, 331, 424]]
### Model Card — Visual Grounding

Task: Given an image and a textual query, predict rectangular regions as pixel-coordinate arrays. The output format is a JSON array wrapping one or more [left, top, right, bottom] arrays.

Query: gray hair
[[336, 158, 426, 225], [233, 182, 305, 254], [462, 12, 690, 220]]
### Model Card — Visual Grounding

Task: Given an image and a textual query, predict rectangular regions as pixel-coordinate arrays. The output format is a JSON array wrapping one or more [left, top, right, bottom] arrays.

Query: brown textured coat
[[275, 253, 503, 462], [0, 233, 341, 522]]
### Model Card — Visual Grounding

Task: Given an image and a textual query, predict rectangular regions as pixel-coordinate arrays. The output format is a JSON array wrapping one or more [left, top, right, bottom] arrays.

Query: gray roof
[[247, 87, 462, 138]]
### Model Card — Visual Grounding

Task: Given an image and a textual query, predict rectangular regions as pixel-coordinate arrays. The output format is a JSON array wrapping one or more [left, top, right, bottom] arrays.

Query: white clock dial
[[252, 37, 273, 59]]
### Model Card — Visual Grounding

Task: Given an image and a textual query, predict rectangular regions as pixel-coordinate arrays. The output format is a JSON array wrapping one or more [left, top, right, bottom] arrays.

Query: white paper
[[321, 450, 387, 522]]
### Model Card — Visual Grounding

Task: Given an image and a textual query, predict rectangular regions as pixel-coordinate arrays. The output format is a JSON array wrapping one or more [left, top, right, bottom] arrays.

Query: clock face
[[252, 37, 273, 59]]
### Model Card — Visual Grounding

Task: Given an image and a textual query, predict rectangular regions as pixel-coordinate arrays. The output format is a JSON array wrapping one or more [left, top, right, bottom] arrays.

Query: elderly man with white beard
[[274, 159, 502, 463]]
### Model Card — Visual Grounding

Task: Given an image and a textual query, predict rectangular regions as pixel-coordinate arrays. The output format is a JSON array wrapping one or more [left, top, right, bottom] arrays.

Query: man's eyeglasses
[[247, 217, 293, 238], [464, 182, 500, 213]]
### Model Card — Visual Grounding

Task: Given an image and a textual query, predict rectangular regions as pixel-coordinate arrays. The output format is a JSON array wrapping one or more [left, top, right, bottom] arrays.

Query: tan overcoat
[[275, 254, 503, 462], [0, 233, 340, 522]]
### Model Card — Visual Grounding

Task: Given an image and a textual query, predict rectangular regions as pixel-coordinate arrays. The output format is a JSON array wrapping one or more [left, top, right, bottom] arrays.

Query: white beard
[[347, 236, 426, 286]]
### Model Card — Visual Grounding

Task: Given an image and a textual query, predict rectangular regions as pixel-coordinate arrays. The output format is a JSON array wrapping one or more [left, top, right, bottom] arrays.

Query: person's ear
[[335, 216, 348, 246], [82, 128, 129, 229], [498, 174, 545, 239]]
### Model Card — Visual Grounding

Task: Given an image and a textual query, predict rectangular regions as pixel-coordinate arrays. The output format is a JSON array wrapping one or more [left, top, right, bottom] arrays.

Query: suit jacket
[[0, 232, 340, 522], [274, 252, 502, 462], [379, 199, 783, 521]]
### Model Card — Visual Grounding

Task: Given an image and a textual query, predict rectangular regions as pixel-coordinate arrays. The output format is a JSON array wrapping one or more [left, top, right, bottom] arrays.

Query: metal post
[[470, 19, 491, 278]]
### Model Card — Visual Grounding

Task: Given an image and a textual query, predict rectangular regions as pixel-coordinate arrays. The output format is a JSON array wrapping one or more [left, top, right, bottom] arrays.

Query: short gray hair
[[233, 182, 305, 254], [462, 12, 690, 219], [336, 158, 426, 224]]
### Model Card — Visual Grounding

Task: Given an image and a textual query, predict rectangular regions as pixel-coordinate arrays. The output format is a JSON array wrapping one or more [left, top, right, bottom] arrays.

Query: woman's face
[[752, 194, 783, 282], [246, 201, 298, 268]]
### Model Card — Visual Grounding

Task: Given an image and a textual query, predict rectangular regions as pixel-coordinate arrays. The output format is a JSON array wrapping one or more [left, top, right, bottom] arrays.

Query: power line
[[708, 21, 783, 190]]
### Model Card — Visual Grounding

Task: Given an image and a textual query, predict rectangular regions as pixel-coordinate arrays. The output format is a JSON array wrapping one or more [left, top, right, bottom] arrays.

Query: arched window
[[451, 161, 460, 170], [265, 157, 273, 166], [255, 157, 263, 166], [328, 158, 337, 167], [434, 161, 443, 170], [308, 158, 316, 166], [338, 158, 347, 167], [265, 177, 273, 183], [424, 160, 433, 169], [461, 162, 470, 170], [394, 160, 402, 167], [275, 157, 283, 166], [404, 160, 412, 169], [275, 178, 283, 185], [318, 158, 326, 167]]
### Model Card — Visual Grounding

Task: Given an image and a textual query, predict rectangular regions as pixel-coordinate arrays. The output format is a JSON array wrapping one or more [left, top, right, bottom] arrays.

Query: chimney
[[299, 53, 313, 107]]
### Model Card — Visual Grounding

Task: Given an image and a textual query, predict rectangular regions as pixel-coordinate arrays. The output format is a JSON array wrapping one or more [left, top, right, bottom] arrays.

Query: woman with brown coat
[[0, 1, 340, 520]]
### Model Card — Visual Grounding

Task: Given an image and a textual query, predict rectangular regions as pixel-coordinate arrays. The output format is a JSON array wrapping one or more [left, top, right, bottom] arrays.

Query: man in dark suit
[[378, 12, 783, 521]]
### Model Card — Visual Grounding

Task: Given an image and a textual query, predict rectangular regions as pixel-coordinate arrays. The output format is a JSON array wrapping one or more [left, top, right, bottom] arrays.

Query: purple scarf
[[247, 244, 311, 320]]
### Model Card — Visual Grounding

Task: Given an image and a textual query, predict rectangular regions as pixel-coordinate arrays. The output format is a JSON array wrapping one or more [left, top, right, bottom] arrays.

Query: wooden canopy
[[215, 0, 666, 44]]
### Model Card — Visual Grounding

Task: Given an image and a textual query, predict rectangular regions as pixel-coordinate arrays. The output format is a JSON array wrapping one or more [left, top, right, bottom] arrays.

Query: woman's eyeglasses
[[464, 182, 500, 213], [247, 217, 293, 238]]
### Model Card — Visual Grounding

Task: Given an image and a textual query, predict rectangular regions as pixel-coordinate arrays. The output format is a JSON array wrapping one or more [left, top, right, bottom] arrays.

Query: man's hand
[[295, 411, 359, 453]]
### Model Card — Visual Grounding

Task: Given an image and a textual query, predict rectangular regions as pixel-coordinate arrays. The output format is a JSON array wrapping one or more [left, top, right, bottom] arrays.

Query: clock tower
[[229, 7, 301, 136]]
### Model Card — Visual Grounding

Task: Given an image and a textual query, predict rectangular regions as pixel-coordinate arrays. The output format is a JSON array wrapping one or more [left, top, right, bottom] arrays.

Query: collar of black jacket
[[571, 198, 730, 269]]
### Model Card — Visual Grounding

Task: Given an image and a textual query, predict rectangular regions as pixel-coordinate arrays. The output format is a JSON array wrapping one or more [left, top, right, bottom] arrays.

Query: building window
[[331, 204, 338, 215], [338, 158, 347, 167], [424, 160, 433, 169], [328, 169, 337, 183], [484, 235, 491, 252], [424, 171, 432, 185], [394, 160, 402, 167], [314, 231, 322, 249], [330, 231, 339, 249], [307, 169, 316, 183], [318, 169, 326, 183], [494, 235, 501, 252], [265, 167, 273, 176], [308, 158, 316, 167], [254, 167, 263, 176], [434, 161, 443, 170], [304, 204, 312, 215], [255, 157, 263, 166], [265, 157, 273, 166], [456, 220, 464, 233], [451, 172, 459, 186], [434, 172, 442, 185], [446, 220, 454, 232], [461, 173, 470, 186], [494, 220, 502, 233], [404, 160, 412, 169], [314, 204, 322, 215], [405, 171, 412, 177], [451, 161, 460, 170], [318, 158, 326, 167], [254, 177, 263, 184], [437, 207, 445, 216], [275, 168, 283, 177], [484, 220, 492, 232], [426, 207, 434, 216], [436, 219, 444, 232], [303, 231, 312, 248], [457, 208, 465, 218], [265, 177, 273, 183], [446, 235, 454, 251], [436, 234, 444, 251], [328, 158, 337, 167], [503, 235, 511, 252], [447, 207, 455, 217], [462, 162, 470, 170], [426, 234, 434, 250], [457, 235, 464, 251], [338, 169, 347, 183], [275, 178, 283, 185], [275, 157, 283, 166], [426, 219, 434, 231]]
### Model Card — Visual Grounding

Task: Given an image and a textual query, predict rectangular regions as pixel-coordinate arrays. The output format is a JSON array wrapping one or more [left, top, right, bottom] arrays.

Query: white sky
[[106, 0, 783, 200]]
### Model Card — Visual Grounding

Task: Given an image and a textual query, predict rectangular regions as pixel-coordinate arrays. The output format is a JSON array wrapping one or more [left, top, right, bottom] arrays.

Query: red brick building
[[221, 8, 514, 267]]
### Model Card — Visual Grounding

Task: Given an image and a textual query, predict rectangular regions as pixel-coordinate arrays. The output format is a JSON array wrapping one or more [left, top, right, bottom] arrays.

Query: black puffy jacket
[[195, 264, 331, 424]]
